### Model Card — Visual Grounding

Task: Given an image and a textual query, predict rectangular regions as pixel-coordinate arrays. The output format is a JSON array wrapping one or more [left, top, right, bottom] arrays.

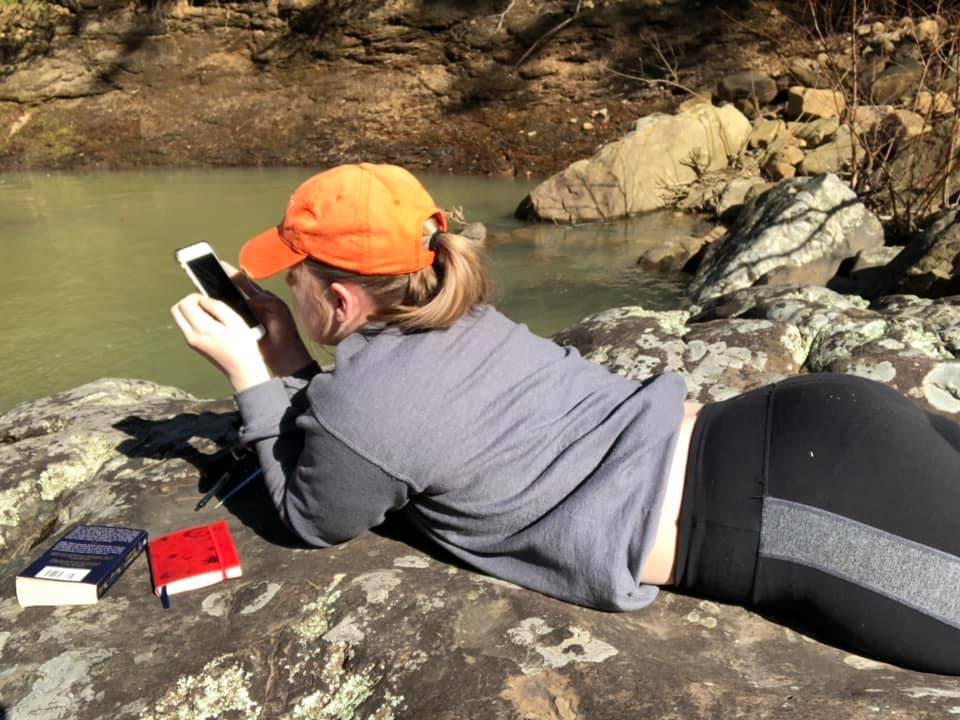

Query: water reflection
[[1, 168, 702, 411]]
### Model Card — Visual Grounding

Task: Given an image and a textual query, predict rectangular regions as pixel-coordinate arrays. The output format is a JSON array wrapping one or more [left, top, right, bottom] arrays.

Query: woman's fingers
[[230, 270, 261, 295], [194, 294, 256, 335], [172, 294, 251, 343], [170, 301, 193, 339], [171, 298, 223, 364], [247, 296, 292, 328], [171, 294, 211, 335], [227, 263, 277, 299], [176, 295, 219, 333], [171, 293, 270, 391]]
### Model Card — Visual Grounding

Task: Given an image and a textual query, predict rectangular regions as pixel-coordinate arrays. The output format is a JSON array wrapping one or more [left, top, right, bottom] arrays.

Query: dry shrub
[[794, 0, 960, 234]]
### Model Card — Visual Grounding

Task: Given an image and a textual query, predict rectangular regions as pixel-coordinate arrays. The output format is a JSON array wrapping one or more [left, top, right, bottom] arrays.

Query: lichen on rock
[[38, 433, 116, 502], [506, 617, 619, 675], [293, 645, 383, 720], [13, 648, 113, 720], [922, 363, 960, 413], [141, 655, 260, 720], [295, 573, 346, 642]]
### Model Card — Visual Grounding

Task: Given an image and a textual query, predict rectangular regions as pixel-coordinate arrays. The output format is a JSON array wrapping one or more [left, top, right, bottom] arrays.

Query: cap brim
[[239, 226, 307, 279]]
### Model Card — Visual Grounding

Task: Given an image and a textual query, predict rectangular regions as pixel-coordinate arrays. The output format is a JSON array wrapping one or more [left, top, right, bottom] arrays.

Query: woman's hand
[[171, 293, 271, 392], [229, 268, 315, 377]]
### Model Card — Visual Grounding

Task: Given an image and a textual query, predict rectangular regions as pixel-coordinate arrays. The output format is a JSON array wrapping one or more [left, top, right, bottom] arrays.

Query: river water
[[1, 168, 706, 412]]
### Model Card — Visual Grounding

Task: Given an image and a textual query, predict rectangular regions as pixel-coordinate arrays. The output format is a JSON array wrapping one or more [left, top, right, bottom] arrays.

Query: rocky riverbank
[[0, 1, 815, 175], [505, 1, 960, 330]]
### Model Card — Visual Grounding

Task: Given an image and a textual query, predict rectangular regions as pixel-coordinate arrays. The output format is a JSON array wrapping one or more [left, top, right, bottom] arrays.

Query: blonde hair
[[302, 219, 492, 331]]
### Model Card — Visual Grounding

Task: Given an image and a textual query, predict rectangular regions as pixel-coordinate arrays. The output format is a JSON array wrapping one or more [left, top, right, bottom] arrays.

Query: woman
[[172, 163, 960, 675]]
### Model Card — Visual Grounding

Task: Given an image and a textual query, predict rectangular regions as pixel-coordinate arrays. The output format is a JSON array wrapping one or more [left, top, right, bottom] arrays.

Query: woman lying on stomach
[[172, 163, 960, 675]]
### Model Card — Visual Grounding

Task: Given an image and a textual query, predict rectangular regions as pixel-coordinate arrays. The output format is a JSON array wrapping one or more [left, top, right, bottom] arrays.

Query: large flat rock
[[2, 378, 959, 719]]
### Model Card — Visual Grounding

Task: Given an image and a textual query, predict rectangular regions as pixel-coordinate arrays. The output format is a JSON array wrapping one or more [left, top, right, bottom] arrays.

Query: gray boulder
[[690, 285, 960, 416], [559, 285, 960, 416], [715, 70, 778, 105], [689, 174, 884, 303], [516, 104, 751, 223], [715, 176, 767, 217], [0, 51, 111, 102], [679, 318, 804, 400], [798, 126, 862, 176], [875, 294, 960, 354], [846, 245, 905, 299], [0, 379, 209, 558], [867, 58, 924, 104], [789, 117, 841, 147], [553, 297, 806, 403], [788, 57, 834, 89], [888, 207, 960, 297], [7, 377, 960, 718], [888, 124, 960, 217]]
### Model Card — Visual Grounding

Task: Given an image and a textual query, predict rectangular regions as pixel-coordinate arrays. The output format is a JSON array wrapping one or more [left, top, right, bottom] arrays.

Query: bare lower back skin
[[638, 401, 702, 586]]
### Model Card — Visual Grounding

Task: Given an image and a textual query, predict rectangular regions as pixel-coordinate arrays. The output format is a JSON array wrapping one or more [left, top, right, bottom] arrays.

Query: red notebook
[[147, 520, 242, 601]]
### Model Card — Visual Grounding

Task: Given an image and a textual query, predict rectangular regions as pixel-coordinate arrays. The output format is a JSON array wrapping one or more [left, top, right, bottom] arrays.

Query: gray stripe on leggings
[[760, 497, 960, 630]]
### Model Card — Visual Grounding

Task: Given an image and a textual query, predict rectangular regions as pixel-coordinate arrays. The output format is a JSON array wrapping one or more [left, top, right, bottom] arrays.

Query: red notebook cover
[[147, 519, 242, 598]]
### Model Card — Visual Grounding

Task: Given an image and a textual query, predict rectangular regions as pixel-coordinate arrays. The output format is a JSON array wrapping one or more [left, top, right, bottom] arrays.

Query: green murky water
[[1, 168, 705, 412]]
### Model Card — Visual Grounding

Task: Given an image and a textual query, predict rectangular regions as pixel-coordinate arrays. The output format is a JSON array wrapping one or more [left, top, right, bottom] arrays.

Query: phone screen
[[185, 254, 262, 330]]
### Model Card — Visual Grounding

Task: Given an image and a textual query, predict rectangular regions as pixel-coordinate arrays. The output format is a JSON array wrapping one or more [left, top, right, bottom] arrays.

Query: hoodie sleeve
[[234, 377, 409, 547]]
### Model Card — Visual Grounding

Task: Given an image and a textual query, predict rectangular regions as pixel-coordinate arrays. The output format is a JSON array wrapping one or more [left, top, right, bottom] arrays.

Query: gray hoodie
[[236, 305, 686, 611]]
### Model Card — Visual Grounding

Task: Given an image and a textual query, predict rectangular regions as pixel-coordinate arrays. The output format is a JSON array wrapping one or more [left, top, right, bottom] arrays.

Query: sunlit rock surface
[[3, 357, 960, 718], [689, 174, 884, 303], [517, 104, 751, 223], [556, 285, 960, 417]]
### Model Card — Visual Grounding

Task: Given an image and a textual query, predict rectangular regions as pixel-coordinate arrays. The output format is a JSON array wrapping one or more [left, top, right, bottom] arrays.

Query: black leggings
[[674, 373, 960, 675]]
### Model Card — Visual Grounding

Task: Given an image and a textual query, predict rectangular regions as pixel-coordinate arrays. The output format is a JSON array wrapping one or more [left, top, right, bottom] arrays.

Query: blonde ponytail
[[303, 219, 493, 331]]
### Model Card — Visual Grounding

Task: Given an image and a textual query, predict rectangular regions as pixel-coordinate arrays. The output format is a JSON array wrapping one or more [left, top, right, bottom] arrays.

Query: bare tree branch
[[494, 0, 516, 33], [514, 0, 583, 69], [639, 31, 680, 85], [605, 65, 709, 101]]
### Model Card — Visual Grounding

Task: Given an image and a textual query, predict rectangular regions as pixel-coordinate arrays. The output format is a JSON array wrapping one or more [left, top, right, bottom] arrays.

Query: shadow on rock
[[372, 512, 475, 571], [112, 410, 303, 547], [111, 405, 473, 560], [216, 464, 309, 549], [112, 407, 239, 466]]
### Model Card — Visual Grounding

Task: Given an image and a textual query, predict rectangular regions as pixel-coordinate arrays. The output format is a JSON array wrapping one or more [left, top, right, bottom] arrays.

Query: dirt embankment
[[0, 0, 793, 176]]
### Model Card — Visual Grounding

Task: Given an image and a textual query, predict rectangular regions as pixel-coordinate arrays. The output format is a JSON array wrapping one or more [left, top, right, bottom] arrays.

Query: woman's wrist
[[268, 347, 314, 377], [228, 357, 272, 392]]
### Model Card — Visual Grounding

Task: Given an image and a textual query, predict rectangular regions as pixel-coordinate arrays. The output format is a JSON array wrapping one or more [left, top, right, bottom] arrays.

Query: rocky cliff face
[[0, 0, 791, 174]]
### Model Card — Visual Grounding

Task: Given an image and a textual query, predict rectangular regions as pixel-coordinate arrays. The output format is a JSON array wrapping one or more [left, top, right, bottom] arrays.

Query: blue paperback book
[[16, 525, 148, 607]]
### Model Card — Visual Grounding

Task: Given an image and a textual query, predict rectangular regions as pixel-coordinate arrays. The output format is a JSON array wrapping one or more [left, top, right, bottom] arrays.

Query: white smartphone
[[174, 242, 266, 340]]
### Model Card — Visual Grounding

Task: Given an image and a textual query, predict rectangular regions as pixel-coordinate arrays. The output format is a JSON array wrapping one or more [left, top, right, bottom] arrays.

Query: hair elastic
[[428, 231, 442, 253]]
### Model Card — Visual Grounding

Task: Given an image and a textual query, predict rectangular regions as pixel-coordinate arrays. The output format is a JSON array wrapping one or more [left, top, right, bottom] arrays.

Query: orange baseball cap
[[239, 163, 447, 278]]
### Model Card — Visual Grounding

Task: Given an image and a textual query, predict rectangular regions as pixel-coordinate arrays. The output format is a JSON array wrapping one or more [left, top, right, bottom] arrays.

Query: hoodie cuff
[[235, 378, 295, 444]]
